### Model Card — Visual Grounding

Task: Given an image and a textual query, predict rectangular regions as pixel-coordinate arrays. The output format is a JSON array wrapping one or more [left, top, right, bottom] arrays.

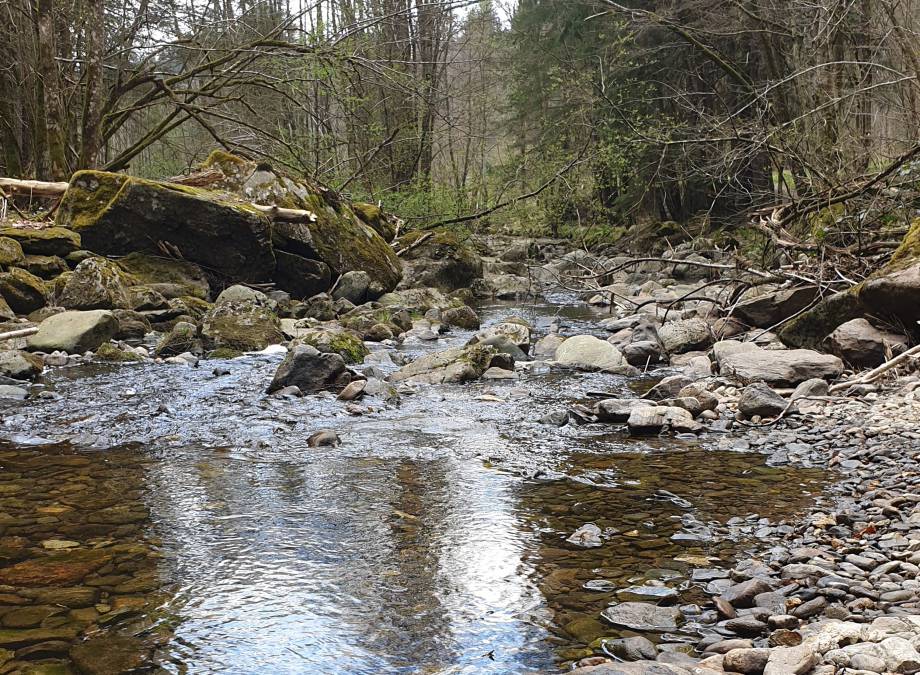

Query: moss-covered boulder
[[0, 268, 48, 314], [127, 285, 169, 311], [201, 285, 283, 351], [95, 342, 145, 362], [273, 250, 331, 299], [112, 309, 151, 340], [0, 237, 25, 267], [116, 253, 210, 299], [56, 170, 275, 282], [201, 151, 402, 295], [293, 324, 368, 364], [168, 295, 212, 320], [340, 303, 410, 339], [59, 257, 135, 310], [781, 217, 920, 347], [0, 295, 14, 321], [395, 228, 482, 292], [0, 226, 81, 257]]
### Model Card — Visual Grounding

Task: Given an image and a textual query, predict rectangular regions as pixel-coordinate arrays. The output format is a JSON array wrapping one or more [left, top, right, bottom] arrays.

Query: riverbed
[[0, 298, 830, 674]]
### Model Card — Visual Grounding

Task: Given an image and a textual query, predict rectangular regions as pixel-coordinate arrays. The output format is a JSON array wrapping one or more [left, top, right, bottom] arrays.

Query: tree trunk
[[36, 0, 68, 179], [78, 0, 105, 168]]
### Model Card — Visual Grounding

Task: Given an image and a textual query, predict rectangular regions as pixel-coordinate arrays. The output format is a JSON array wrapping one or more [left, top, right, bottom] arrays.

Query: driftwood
[[0, 176, 317, 223], [0, 178, 69, 197], [0, 327, 39, 341], [829, 341, 920, 393], [395, 231, 433, 257]]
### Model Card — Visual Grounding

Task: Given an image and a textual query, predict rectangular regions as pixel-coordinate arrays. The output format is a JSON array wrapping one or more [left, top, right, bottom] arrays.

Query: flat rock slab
[[712, 340, 843, 386], [601, 602, 682, 632]]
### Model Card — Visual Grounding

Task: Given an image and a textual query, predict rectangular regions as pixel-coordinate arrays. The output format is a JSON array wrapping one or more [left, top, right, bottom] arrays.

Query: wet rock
[[0, 549, 111, 587], [600, 602, 682, 632], [621, 340, 665, 367], [0, 226, 81, 257], [595, 398, 651, 423], [390, 344, 495, 385], [790, 378, 828, 400], [556, 335, 631, 374], [267, 344, 351, 394], [0, 267, 48, 313], [482, 366, 516, 380], [337, 379, 366, 401], [0, 384, 28, 400], [599, 636, 657, 661], [201, 285, 283, 352], [712, 340, 843, 386], [657, 318, 713, 354], [294, 325, 368, 364], [441, 304, 480, 330], [70, 636, 149, 675], [825, 318, 907, 367], [627, 406, 702, 434], [725, 616, 768, 637], [644, 375, 692, 401], [0, 350, 43, 380], [0, 627, 79, 649], [94, 342, 144, 362], [59, 257, 134, 310], [155, 321, 202, 357], [567, 523, 604, 548], [617, 586, 678, 602], [738, 383, 787, 419], [540, 410, 569, 426], [126, 284, 169, 311], [27, 310, 118, 353], [469, 319, 531, 351], [307, 430, 341, 447]]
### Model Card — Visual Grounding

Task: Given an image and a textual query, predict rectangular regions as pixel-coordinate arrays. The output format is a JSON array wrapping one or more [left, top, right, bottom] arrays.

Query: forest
[[3, 0, 919, 247]]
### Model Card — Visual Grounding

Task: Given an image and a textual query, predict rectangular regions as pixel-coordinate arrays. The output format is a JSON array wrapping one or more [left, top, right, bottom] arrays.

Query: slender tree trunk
[[78, 0, 105, 168], [36, 0, 68, 179]]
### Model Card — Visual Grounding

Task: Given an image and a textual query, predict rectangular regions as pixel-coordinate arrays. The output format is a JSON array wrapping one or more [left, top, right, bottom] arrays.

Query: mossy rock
[[168, 296, 212, 320], [0, 268, 48, 314], [200, 292, 283, 352], [207, 347, 243, 359], [59, 257, 135, 310], [0, 237, 25, 267], [127, 285, 169, 311], [116, 253, 210, 299], [352, 202, 397, 242], [155, 321, 202, 357], [20, 255, 68, 279], [395, 228, 482, 292], [95, 342, 144, 362], [0, 227, 81, 257], [0, 295, 14, 321], [294, 325, 368, 364], [56, 170, 274, 282], [201, 151, 402, 295]]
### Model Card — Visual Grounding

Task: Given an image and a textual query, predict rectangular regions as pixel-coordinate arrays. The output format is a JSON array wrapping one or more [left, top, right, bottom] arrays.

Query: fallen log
[[0, 176, 317, 223], [829, 340, 920, 393], [0, 326, 39, 341]]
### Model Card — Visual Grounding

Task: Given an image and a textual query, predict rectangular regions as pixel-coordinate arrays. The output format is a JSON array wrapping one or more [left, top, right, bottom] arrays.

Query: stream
[[0, 297, 830, 674]]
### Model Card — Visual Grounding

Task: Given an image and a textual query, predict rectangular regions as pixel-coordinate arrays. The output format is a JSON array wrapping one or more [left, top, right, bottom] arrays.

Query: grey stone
[[27, 310, 118, 354], [600, 602, 682, 632]]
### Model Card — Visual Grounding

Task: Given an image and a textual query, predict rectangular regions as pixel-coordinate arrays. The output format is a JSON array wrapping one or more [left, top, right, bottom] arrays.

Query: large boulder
[[390, 344, 495, 384], [57, 170, 275, 282], [155, 321, 203, 357], [294, 325, 368, 364], [27, 310, 118, 353], [0, 226, 81, 257], [201, 151, 401, 295], [712, 340, 843, 386], [266, 344, 353, 394], [555, 335, 632, 374], [116, 253, 210, 299], [395, 228, 482, 292], [468, 319, 531, 351], [59, 257, 134, 310], [825, 318, 907, 367], [0, 268, 48, 313], [200, 285, 283, 352]]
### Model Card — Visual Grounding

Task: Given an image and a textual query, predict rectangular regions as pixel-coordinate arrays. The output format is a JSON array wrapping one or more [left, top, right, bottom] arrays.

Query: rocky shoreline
[[1, 156, 919, 674]]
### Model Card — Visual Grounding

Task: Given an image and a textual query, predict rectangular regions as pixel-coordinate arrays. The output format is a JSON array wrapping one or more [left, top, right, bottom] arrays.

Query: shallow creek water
[[0, 298, 829, 674]]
